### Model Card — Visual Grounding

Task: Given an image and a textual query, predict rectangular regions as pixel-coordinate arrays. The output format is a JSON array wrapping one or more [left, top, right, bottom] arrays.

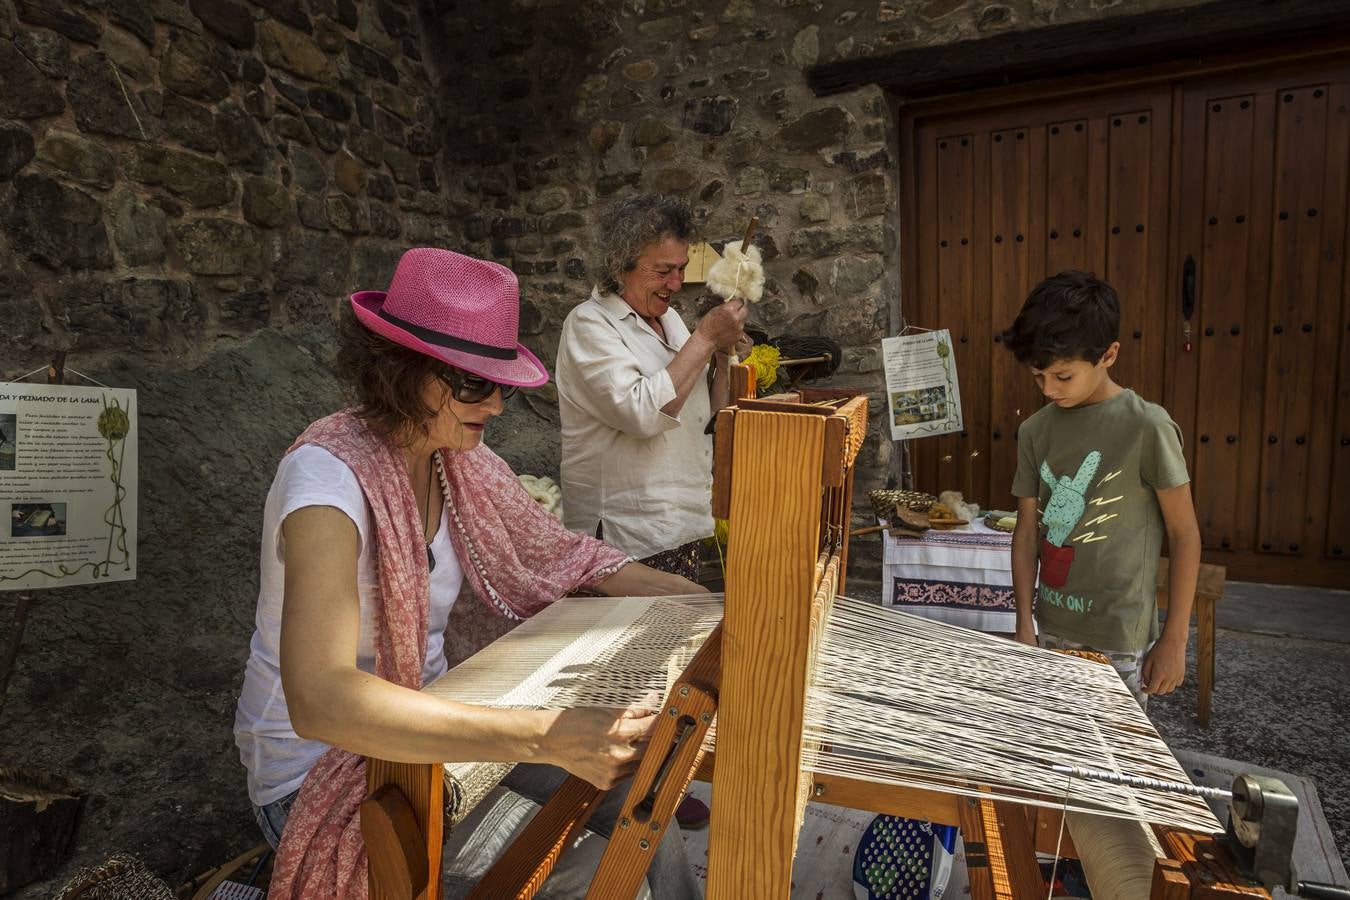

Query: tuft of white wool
[[518, 474, 563, 519], [705, 240, 764, 303]]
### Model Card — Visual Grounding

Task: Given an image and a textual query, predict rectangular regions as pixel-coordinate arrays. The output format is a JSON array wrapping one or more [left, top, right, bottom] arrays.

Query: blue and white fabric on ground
[[852, 815, 958, 900]]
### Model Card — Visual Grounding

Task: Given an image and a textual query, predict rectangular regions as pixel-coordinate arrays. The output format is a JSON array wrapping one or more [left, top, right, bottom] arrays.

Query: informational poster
[[882, 329, 964, 441], [0, 382, 137, 591]]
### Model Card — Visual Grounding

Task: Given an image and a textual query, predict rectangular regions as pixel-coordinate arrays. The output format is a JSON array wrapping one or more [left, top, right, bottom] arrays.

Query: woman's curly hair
[[596, 194, 695, 294]]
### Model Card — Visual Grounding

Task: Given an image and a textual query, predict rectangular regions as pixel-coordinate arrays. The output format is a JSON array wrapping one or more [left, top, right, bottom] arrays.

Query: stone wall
[[0, 0, 1228, 893], [0, 0, 448, 366]]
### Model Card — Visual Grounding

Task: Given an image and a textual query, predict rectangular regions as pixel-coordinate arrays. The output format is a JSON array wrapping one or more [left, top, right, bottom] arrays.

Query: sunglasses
[[435, 368, 518, 404]]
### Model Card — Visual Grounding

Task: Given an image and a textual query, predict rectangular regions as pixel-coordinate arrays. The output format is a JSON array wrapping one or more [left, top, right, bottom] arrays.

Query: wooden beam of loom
[[362, 393, 1268, 900]]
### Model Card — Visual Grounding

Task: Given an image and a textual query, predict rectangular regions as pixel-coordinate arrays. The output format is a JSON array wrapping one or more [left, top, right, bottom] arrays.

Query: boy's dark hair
[[1001, 270, 1120, 369]]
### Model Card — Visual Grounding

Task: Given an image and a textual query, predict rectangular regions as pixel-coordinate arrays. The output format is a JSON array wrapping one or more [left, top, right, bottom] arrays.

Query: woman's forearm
[[287, 666, 554, 764], [594, 561, 707, 597], [660, 333, 717, 416]]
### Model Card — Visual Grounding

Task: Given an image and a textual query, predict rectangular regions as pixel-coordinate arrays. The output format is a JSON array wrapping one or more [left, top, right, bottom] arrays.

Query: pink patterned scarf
[[267, 411, 628, 899]]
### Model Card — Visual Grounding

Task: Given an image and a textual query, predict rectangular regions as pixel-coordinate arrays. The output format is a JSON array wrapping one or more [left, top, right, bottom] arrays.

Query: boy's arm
[[1010, 495, 1041, 646], [1141, 482, 1202, 695]]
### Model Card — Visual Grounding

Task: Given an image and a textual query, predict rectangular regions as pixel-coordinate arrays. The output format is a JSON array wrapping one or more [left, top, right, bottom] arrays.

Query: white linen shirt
[[556, 287, 714, 560]]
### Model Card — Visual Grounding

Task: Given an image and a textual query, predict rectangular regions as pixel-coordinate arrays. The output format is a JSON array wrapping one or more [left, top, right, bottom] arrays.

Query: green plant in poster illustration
[[96, 396, 132, 577]]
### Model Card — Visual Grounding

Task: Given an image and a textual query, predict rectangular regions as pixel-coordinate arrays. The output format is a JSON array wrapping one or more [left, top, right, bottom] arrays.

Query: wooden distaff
[[737, 216, 758, 259], [724, 215, 758, 365]]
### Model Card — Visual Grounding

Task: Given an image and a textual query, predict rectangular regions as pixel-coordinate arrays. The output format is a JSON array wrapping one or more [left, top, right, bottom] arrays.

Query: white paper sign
[[0, 382, 138, 591], [882, 329, 964, 441]]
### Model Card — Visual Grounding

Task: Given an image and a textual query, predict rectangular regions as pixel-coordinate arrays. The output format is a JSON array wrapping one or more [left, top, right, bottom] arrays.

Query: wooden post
[[706, 409, 827, 899], [0, 766, 86, 894]]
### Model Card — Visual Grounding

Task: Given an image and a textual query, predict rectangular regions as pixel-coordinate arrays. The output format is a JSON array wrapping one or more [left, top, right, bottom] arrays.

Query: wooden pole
[[0, 352, 66, 718]]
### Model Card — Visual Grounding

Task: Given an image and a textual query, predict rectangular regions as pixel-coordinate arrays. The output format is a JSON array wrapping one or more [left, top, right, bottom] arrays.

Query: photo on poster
[[0, 413, 15, 470], [10, 502, 68, 538], [890, 386, 951, 427]]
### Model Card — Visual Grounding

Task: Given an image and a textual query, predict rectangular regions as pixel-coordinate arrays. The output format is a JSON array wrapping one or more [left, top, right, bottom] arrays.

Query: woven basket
[[867, 489, 937, 521]]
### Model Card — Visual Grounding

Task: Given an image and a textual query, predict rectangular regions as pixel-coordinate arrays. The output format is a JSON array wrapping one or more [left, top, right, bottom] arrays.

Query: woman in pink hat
[[233, 247, 702, 898]]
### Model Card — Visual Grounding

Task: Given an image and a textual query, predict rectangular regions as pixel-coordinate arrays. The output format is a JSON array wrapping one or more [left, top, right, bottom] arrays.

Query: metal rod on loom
[[1051, 764, 1233, 802]]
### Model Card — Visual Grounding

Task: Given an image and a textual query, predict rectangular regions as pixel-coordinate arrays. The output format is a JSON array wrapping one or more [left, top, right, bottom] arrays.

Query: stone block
[[281, 229, 351, 293], [127, 144, 236, 208], [0, 122, 36, 180], [69, 53, 153, 140], [161, 31, 232, 101], [242, 177, 292, 228], [37, 129, 116, 188], [189, 0, 255, 48], [16, 28, 69, 78], [0, 264, 43, 352], [108, 187, 168, 266], [13, 0, 100, 44], [0, 40, 64, 118], [775, 106, 855, 152], [259, 19, 336, 83], [2, 174, 112, 269], [163, 93, 219, 152], [682, 95, 737, 135], [174, 218, 262, 274]]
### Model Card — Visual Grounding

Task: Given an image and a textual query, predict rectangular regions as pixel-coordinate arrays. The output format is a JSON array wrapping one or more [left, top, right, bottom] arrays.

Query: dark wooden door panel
[[1256, 83, 1333, 556], [1045, 118, 1096, 275], [1171, 63, 1350, 586], [1104, 106, 1165, 406], [929, 130, 978, 500], [988, 126, 1040, 510], [1191, 93, 1260, 553]]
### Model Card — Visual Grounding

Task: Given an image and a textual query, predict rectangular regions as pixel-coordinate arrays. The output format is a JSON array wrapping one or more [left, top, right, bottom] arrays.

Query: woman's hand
[[541, 705, 657, 789], [694, 297, 747, 352]]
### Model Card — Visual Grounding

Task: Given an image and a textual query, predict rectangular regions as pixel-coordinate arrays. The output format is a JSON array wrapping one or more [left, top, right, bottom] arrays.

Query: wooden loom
[[363, 386, 1268, 900]]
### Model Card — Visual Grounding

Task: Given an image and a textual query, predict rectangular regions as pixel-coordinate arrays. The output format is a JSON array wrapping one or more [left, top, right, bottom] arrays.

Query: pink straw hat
[[351, 247, 549, 387]]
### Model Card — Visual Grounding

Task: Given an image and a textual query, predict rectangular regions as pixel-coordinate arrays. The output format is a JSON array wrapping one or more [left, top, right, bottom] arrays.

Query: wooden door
[[1168, 59, 1350, 588], [900, 51, 1350, 588]]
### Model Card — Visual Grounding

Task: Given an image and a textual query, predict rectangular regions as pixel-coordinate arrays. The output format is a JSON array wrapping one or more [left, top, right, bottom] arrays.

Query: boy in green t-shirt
[[1002, 271, 1202, 710]]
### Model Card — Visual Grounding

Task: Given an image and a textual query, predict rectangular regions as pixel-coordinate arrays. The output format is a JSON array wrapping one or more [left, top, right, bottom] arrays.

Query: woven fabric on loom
[[420, 592, 1218, 834]]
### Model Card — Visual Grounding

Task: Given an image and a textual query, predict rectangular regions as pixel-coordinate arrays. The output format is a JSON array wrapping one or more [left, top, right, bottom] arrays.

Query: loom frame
[[362, 384, 1266, 900]]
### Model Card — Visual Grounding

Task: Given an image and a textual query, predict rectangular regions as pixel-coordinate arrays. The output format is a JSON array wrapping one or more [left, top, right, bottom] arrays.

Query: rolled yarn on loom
[[1065, 810, 1163, 900]]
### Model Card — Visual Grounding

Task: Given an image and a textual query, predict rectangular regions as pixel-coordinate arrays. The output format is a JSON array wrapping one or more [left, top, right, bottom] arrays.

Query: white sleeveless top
[[233, 445, 464, 806]]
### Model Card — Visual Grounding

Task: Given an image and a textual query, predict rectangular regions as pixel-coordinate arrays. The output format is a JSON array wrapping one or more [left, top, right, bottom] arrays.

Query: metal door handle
[[1182, 255, 1196, 321]]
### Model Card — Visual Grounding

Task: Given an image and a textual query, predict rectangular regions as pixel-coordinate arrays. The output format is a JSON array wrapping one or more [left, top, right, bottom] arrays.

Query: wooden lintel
[[805, 1, 1350, 98]]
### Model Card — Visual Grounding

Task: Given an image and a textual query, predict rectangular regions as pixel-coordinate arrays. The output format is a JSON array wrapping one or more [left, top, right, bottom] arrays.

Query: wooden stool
[[1155, 559, 1227, 728]]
